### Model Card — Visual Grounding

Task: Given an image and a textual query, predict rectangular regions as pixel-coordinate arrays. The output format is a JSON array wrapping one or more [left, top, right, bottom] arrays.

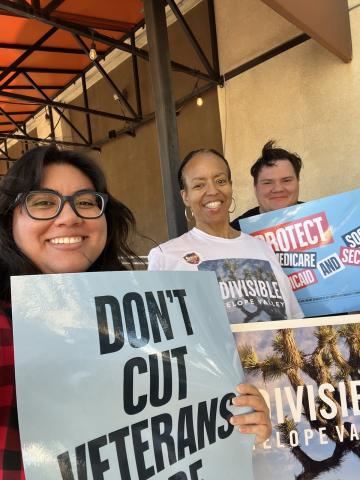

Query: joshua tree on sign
[[239, 324, 360, 479]]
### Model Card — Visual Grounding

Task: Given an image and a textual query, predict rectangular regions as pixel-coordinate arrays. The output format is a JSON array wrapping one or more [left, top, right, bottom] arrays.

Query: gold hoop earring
[[228, 197, 236, 214], [185, 208, 194, 222]]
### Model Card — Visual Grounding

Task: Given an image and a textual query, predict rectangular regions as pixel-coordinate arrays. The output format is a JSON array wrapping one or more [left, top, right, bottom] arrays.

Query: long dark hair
[[0, 145, 139, 301]]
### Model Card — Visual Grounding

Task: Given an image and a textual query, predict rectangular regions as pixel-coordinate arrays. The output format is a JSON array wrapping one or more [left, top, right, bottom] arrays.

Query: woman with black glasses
[[0, 145, 139, 479], [0, 145, 271, 479]]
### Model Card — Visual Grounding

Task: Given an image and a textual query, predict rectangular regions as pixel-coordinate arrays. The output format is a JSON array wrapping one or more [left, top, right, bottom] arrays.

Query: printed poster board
[[232, 313, 360, 480], [240, 189, 360, 316], [11, 271, 253, 480]]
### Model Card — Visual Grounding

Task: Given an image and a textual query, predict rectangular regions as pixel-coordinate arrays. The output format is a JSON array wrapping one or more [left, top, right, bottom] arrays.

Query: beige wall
[[7, 128, 37, 160], [0, 161, 7, 176], [68, 1, 223, 253], [215, 0, 301, 72], [215, 0, 360, 221]]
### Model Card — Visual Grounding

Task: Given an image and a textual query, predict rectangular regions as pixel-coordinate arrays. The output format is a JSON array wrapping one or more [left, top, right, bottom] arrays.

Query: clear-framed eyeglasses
[[15, 189, 108, 220]]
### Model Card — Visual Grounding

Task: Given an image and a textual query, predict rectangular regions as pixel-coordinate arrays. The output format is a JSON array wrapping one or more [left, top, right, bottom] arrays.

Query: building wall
[[215, 0, 359, 220], [215, 0, 301, 72], [0, 161, 7, 176], [7, 128, 37, 160], [68, 1, 223, 253]]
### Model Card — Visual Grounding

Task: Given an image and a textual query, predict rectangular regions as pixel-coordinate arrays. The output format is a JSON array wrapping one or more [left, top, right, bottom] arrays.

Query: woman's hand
[[230, 383, 272, 445]]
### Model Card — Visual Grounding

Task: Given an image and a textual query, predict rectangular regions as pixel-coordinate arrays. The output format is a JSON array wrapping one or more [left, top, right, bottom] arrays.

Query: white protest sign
[[11, 271, 254, 480]]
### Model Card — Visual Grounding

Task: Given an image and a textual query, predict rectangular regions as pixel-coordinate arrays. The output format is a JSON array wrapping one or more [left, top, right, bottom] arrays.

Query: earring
[[228, 197, 236, 214], [185, 207, 194, 222]]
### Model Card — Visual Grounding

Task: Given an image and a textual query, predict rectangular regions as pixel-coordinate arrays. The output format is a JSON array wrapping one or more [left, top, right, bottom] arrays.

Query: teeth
[[205, 201, 221, 209], [50, 237, 83, 245]]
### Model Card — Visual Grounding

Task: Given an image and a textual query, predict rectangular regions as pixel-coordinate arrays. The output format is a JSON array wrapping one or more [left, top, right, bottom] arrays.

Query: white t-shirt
[[148, 228, 303, 324]]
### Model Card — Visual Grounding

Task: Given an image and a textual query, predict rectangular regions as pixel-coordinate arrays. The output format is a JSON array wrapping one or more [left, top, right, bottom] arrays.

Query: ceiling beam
[[0, 110, 33, 115], [207, 0, 220, 80], [81, 73, 92, 145], [0, 106, 27, 135], [73, 33, 138, 119], [43, 0, 65, 16], [0, 66, 84, 74], [0, 89, 137, 122], [0, 131, 99, 149], [166, 0, 217, 80], [224, 33, 310, 81], [0, 42, 107, 55], [51, 12, 135, 32], [31, 0, 40, 10], [0, 146, 13, 159], [23, 71, 90, 145], [131, 32, 142, 118], [0, 8, 137, 32], [2, 85, 64, 90], [0, 71, 21, 89], [0, 0, 217, 83], [14, 0, 29, 7], [0, 26, 58, 83]]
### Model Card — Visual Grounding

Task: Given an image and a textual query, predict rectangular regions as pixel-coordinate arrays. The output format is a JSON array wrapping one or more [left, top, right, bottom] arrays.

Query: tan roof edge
[[261, 0, 352, 63]]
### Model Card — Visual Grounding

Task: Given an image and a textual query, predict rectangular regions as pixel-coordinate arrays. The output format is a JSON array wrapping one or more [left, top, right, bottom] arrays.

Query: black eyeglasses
[[15, 189, 108, 220]]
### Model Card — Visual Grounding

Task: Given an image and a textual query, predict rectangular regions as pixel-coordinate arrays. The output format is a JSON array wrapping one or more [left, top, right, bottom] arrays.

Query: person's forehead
[[258, 159, 296, 180], [41, 163, 94, 189], [184, 153, 228, 179]]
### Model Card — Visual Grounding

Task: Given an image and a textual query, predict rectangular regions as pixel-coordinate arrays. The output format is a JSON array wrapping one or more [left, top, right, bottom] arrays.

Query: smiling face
[[12, 163, 107, 274], [181, 152, 233, 234], [255, 159, 299, 213]]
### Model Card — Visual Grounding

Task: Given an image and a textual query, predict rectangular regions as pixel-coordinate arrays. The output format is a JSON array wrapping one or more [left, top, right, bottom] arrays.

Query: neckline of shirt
[[191, 227, 244, 243]]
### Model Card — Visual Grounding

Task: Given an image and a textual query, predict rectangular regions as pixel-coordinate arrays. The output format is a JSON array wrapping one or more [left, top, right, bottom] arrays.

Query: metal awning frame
[[0, 0, 221, 153]]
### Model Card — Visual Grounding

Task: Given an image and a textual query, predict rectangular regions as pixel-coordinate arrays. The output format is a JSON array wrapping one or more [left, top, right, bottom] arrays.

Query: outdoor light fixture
[[89, 35, 97, 61], [89, 44, 97, 61], [193, 80, 204, 107], [196, 95, 204, 107]]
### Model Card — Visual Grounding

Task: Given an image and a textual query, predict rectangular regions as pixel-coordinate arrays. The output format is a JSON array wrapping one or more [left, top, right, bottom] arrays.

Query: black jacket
[[230, 202, 304, 231]]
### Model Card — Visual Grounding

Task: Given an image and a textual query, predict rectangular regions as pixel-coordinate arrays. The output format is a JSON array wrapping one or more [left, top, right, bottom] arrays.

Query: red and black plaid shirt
[[0, 301, 25, 480]]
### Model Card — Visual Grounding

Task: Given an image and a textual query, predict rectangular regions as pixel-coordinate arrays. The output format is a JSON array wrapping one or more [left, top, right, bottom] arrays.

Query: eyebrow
[[259, 175, 295, 182], [190, 173, 228, 182], [40, 185, 93, 191]]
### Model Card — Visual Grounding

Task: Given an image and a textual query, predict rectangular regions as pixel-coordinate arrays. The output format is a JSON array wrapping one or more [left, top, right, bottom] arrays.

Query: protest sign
[[232, 314, 360, 480], [239, 189, 360, 316], [11, 271, 253, 480]]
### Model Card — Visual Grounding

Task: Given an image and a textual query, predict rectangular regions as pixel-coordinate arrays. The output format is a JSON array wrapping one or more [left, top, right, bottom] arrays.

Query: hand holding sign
[[231, 384, 272, 444], [12, 271, 257, 480]]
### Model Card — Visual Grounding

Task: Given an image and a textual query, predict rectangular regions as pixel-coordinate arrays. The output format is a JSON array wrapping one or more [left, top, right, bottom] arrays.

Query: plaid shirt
[[0, 301, 25, 480]]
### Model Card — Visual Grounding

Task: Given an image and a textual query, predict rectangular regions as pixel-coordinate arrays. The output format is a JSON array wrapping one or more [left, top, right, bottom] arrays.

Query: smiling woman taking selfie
[[0, 145, 271, 478], [0, 145, 139, 478]]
